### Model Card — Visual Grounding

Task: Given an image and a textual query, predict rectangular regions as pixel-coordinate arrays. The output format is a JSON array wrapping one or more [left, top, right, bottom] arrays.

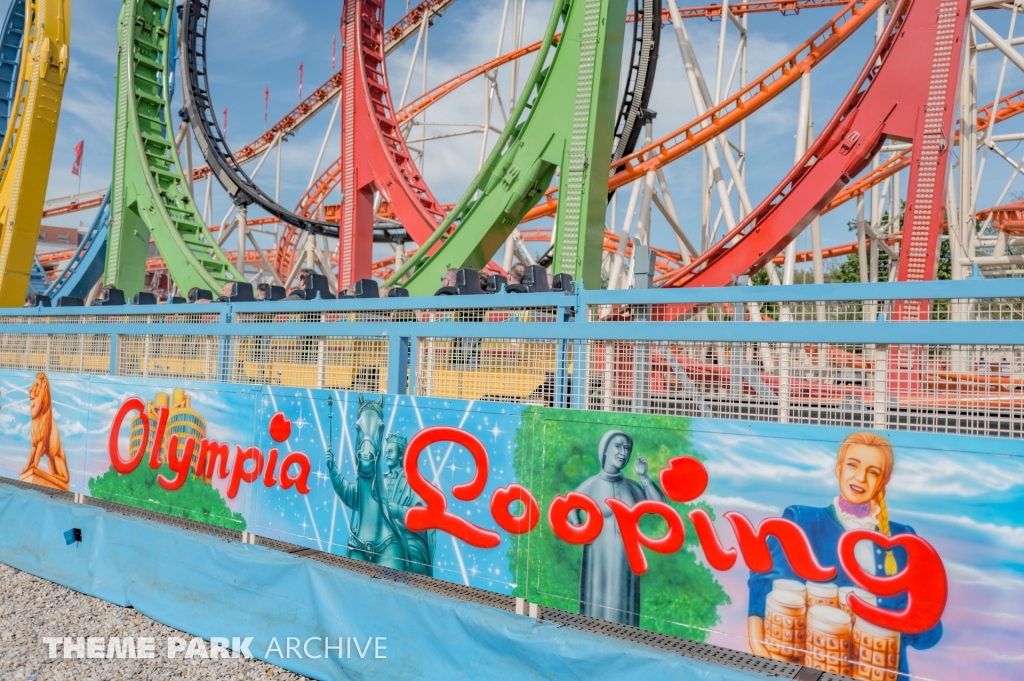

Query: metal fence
[[2, 279, 1023, 437]]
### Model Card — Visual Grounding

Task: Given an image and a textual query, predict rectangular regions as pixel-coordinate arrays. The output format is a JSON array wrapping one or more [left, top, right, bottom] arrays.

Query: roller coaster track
[[280, 0, 659, 287], [180, 0, 345, 241], [389, 0, 630, 294], [188, 0, 456, 187], [0, 0, 24, 158], [105, 0, 243, 297], [521, 0, 885, 224], [43, 0, 852, 219], [660, 0, 970, 291], [333, 0, 447, 286], [613, 0, 662, 172], [0, 0, 69, 306]]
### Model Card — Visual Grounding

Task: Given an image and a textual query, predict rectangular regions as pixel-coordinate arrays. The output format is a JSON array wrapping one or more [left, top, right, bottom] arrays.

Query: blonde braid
[[875, 490, 898, 576]]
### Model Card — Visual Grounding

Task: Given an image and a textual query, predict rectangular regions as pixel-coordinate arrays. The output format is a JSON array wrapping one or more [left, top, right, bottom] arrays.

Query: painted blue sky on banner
[[250, 389, 525, 593]]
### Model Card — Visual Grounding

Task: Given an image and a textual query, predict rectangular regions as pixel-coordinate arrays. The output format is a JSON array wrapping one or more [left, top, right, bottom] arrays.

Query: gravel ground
[[0, 562, 311, 681]]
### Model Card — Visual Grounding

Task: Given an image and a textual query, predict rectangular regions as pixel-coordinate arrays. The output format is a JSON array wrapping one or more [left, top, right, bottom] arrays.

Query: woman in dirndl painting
[[746, 431, 942, 677]]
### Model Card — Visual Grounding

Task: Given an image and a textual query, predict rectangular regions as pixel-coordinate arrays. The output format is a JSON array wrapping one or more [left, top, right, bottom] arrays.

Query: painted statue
[[571, 429, 667, 626], [20, 373, 70, 491], [747, 431, 942, 677], [381, 432, 435, 576], [326, 396, 408, 570]]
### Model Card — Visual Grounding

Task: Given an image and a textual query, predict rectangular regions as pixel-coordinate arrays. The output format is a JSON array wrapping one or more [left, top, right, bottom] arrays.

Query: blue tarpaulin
[[0, 485, 767, 681]]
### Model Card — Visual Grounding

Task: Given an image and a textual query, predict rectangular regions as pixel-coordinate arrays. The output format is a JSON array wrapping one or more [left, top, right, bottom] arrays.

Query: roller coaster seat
[[92, 287, 126, 306], [132, 292, 158, 306], [551, 273, 574, 294], [169, 296, 187, 305], [387, 287, 409, 298], [485, 274, 507, 293], [187, 288, 214, 303], [26, 293, 51, 308], [353, 279, 379, 299], [56, 297, 84, 307], [262, 285, 286, 301], [219, 282, 255, 303], [435, 268, 485, 296], [303, 273, 336, 300], [522, 265, 551, 292]]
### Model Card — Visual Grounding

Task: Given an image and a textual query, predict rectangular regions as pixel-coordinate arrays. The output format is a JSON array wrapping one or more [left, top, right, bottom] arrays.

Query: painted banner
[[0, 370, 1021, 681]]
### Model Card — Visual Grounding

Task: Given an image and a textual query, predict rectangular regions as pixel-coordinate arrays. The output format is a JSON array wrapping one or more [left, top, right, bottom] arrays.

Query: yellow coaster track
[[0, 0, 69, 307]]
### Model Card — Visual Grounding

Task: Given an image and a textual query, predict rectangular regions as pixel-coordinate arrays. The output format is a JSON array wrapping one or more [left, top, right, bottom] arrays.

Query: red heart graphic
[[660, 456, 708, 503], [269, 412, 292, 443]]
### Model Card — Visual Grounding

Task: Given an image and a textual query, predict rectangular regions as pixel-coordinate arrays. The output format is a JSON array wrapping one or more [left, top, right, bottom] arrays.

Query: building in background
[[129, 389, 209, 481]]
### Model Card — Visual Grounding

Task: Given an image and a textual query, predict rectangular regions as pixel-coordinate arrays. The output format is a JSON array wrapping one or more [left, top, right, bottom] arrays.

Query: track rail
[[659, 0, 970, 292], [522, 0, 884, 223], [389, 0, 629, 294], [0, 0, 25, 161], [180, 0, 340, 239], [0, 0, 70, 306], [43, 0, 853, 220], [106, 0, 242, 297], [613, 0, 662, 171], [335, 0, 445, 285]]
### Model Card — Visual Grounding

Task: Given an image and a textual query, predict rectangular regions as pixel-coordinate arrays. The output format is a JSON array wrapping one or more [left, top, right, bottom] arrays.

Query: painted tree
[[509, 407, 729, 640], [88, 464, 245, 531]]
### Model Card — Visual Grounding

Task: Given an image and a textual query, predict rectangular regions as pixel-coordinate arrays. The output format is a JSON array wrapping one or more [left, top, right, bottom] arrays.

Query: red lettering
[[158, 435, 195, 491], [227, 446, 264, 499], [660, 456, 709, 503], [489, 484, 539, 535], [269, 412, 292, 442], [201, 439, 231, 481], [547, 493, 604, 545], [263, 447, 279, 487], [279, 452, 311, 494], [148, 407, 170, 469], [108, 398, 147, 474], [606, 499, 685, 575], [403, 426, 501, 549], [838, 529, 947, 634], [725, 512, 836, 582], [688, 508, 738, 570]]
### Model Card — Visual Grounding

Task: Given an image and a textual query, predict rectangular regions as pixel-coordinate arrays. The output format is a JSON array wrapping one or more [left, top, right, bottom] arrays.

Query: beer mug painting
[[747, 432, 943, 679], [763, 590, 806, 662]]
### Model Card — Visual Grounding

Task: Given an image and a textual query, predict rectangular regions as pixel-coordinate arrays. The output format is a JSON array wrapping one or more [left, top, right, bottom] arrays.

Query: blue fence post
[[217, 309, 231, 384], [387, 334, 411, 395], [569, 281, 588, 410], [108, 333, 118, 376]]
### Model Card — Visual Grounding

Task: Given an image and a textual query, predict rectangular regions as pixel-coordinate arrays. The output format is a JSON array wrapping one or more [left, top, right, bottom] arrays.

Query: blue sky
[[39, 1, 1024, 271]]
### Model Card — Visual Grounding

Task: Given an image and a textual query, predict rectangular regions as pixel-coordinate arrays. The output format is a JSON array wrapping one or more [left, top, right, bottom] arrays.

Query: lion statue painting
[[19, 373, 70, 491]]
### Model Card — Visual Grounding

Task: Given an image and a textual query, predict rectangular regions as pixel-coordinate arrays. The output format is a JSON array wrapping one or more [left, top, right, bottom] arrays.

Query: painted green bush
[[88, 464, 246, 531], [509, 407, 729, 641]]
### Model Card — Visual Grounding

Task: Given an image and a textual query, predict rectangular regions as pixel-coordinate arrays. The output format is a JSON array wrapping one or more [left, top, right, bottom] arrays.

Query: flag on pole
[[264, 88, 269, 131], [71, 140, 84, 176], [223, 108, 228, 141], [332, 34, 337, 72], [298, 62, 304, 101]]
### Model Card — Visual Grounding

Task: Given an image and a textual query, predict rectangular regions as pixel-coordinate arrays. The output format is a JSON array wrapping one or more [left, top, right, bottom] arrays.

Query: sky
[[38, 0, 1024, 276]]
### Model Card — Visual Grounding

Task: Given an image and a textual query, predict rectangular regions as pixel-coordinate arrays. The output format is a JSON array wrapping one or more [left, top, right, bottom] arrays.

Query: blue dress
[[747, 505, 942, 676]]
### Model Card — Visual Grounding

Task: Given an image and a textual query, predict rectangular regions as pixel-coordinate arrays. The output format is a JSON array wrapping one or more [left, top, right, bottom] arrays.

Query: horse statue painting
[[326, 395, 408, 570], [20, 373, 70, 491]]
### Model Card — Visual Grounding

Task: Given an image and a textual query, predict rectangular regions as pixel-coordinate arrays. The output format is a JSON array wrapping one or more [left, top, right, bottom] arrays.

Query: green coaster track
[[388, 0, 628, 295], [106, 0, 243, 297]]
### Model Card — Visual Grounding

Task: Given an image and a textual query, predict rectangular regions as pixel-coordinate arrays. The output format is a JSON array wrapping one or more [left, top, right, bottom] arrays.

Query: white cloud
[[702, 494, 781, 515], [901, 511, 1024, 551]]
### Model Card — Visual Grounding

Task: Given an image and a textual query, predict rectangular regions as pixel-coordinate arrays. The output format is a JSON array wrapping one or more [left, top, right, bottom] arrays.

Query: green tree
[[509, 408, 729, 641], [88, 464, 246, 531]]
